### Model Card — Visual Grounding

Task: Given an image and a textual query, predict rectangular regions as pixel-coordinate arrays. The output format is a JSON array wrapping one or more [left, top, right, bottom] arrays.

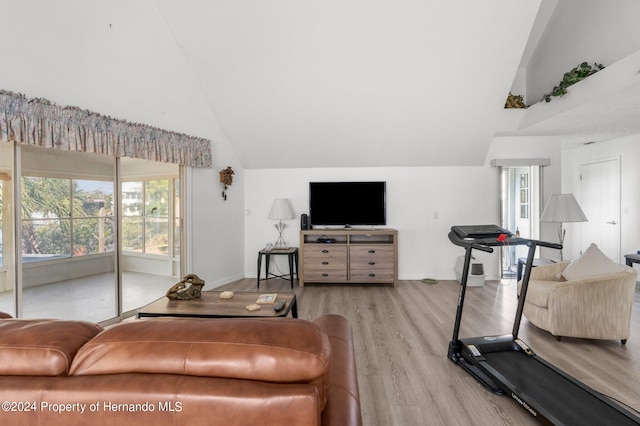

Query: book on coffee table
[[256, 293, 277, 304]]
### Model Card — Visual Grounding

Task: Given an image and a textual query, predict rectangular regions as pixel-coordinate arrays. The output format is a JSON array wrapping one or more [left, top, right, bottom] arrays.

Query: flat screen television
[[309, 181, 386, 227]]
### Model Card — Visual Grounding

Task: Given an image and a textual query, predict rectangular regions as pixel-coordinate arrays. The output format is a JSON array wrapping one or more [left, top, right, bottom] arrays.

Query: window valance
[[0, 90, 211, 168]]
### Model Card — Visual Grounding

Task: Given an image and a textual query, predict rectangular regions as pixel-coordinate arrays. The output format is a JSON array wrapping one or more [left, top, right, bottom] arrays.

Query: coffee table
[[137, 291, 297, 319]]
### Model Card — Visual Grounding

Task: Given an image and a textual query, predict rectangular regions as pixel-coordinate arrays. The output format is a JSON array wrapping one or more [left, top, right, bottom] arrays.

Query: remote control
[[274, 301, 286, 312]]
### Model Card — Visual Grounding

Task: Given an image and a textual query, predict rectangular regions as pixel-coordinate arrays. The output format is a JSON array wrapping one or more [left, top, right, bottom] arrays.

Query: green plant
[[542, 62, 605, 102]]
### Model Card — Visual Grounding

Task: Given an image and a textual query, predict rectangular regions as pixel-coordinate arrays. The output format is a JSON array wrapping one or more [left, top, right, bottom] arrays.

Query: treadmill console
[[451, 225, 512, 239]]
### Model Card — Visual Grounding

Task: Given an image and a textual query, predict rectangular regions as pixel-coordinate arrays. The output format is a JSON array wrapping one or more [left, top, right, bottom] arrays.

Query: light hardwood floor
[[219, 278, 640, 426]]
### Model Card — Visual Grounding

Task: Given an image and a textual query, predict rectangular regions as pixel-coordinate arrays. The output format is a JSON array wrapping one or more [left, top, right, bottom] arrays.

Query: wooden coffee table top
[[137, 291, 297, 319]]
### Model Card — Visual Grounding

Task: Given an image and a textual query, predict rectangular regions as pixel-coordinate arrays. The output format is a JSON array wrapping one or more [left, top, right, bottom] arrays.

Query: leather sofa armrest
[[313, 314, 362, 426]]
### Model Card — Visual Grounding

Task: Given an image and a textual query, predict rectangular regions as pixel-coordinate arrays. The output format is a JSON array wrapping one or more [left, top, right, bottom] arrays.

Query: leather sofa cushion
[[0, 319, 103, 376], [0, 374, 322, 426], [70, 317, 332, 406]]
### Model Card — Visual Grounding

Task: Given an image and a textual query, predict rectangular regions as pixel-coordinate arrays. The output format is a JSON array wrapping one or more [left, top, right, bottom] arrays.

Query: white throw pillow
[[562, 243, 626, 281]]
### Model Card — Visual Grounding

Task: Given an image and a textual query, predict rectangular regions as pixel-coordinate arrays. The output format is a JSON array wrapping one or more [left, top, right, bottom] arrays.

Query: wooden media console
[[299, 229, 398, 287]]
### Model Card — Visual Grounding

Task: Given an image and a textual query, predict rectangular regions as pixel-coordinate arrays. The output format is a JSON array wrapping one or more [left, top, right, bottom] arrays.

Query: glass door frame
[[499, 165, 543, 278], [1, 142, 186, 324]]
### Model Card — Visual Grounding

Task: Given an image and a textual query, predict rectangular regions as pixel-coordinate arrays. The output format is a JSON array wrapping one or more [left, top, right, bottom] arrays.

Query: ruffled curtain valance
[[0, 90, 211, 168]]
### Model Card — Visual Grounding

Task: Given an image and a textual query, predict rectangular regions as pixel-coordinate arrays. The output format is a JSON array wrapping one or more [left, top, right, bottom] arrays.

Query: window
[[20, 177, 114, 261], [519, 173, 529, 219], [122, 178, 179, 257]]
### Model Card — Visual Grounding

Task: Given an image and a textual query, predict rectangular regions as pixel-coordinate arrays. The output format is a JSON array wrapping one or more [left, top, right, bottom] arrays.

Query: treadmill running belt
[[483, 351, 639, 425]]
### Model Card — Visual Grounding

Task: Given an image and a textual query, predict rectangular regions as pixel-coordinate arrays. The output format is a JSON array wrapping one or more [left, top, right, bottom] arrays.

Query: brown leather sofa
[[0, 313, 361, 426]]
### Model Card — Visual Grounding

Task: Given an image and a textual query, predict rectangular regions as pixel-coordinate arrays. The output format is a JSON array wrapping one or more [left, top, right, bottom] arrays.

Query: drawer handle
[[322, 273, 329, 277], [322, 250, 329, 253], [322, 261, 329, 265], [368, 273, 375, 277], [368, 250, 375, 254], [368, 262, 375, 265]]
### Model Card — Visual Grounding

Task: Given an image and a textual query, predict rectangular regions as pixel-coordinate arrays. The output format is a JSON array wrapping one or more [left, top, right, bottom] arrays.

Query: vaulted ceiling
[[153, 0, 542, 168], [4, 1, 639, 169]]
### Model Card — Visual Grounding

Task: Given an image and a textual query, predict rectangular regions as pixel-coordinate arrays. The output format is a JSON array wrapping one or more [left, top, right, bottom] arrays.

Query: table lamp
[[540, 193, 588, 260], [268, 198, 296, 249]]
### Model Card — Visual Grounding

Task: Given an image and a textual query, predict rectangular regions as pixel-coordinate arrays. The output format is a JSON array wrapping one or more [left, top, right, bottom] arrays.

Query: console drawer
[[350, 245, 394, 266], [303, 270, 349, 281], [349, 245, 394, 282], [303, 245, 348, 281], [349, 270, 395, 282]]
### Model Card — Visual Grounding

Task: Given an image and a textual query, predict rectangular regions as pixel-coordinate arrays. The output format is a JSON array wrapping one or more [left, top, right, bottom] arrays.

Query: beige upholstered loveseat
[[519, 244, 637, 344]]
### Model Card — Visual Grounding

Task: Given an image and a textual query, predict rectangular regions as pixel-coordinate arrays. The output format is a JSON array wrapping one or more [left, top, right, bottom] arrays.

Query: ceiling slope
[[156, 0, 542, 169]]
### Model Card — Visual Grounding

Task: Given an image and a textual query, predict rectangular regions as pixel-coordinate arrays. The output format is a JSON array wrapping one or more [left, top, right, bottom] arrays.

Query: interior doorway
[[500, 166, 542, 277], [580, 158, 620, 262]]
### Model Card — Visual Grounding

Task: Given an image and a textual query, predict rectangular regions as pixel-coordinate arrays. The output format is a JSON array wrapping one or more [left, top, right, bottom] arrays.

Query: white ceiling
[[4, 1, 638, 169], [154, 0, 543, 169]]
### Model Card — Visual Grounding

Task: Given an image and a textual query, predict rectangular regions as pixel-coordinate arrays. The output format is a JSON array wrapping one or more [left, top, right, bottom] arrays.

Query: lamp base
[[557, 224, 566, 261], [274, 221, 289, 249]]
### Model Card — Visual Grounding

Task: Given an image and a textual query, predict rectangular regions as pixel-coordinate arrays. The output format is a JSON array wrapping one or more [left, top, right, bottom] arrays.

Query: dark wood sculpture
[[166, 274, 205, 300]]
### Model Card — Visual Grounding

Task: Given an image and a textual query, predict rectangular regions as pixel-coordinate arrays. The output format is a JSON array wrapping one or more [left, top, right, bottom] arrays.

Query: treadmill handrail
[[532, 240, 563, 250], [448, 230, 562, 251], [447, 231, 494, 252]]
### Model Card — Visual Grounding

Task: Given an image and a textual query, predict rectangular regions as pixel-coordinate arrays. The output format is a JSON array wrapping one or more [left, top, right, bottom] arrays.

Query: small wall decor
[[219, 166, 234, 200], [504, 92, 527, 109]]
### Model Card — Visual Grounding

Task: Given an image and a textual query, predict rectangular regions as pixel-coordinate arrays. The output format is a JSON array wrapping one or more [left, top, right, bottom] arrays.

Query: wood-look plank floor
[[218, 278, 640, 426]]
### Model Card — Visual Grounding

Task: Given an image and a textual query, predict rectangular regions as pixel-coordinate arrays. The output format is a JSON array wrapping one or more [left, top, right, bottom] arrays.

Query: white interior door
[[580, 159, 620, 261]]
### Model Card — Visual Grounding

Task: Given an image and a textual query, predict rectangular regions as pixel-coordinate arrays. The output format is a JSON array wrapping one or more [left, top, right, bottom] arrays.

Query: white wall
[[244, 136, 562, 282], [561, 136, 640, 262], [0, 0, 247, 290], [245, 167, 499, 281]]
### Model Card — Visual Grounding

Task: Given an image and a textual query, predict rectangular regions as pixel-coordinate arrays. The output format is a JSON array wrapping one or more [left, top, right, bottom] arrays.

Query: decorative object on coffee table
[[166, 274, 205, 300]]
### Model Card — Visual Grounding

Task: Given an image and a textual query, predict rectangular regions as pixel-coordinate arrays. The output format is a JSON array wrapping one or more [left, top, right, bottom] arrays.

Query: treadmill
[[448, 225, 640, 425]]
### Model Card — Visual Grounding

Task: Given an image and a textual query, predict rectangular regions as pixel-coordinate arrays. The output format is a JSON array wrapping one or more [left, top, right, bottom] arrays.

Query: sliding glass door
[[20, 146, 117, 322], [0, 142, 184, 322], [120, 157, 180, 315], [0, 142, 15, 315]]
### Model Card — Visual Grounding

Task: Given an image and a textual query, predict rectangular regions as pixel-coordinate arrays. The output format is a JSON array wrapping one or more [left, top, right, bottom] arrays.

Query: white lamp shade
[[540, 194, 588, 223], [268, 198, 296, 220]]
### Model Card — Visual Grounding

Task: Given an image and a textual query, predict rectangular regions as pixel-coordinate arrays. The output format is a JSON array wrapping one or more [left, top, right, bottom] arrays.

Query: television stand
[[299, 229, 398, 287]]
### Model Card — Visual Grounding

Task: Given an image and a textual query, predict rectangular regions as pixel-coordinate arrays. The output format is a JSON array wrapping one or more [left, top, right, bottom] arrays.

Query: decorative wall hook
[[219, 166, 234, 200]]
